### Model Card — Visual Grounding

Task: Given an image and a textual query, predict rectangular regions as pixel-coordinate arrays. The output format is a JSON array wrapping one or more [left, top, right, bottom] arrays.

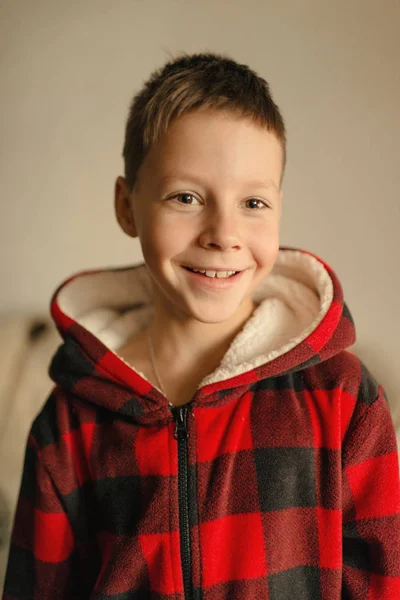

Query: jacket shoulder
[[303, 350, 382, 408], [30, 385, 96, 453]]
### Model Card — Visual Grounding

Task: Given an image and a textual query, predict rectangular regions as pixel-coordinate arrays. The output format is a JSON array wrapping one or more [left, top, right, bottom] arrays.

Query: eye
[[243, 198, 269, 210], [170, 193, 201, 205]]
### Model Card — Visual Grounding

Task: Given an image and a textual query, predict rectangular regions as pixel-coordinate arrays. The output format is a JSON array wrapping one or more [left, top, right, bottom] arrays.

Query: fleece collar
[[52, 247, 342, 388]]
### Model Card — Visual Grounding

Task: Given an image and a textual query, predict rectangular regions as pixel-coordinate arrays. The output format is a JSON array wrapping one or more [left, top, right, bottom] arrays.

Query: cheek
[[248, 222, 280, 265], [139, 221, 187, 267]]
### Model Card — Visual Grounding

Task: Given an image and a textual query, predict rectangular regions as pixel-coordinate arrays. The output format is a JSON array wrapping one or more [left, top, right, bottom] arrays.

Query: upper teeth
[[190, 268, 237, 278]]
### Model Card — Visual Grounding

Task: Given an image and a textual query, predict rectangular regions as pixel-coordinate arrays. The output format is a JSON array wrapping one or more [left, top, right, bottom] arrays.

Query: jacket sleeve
[[342, 382, 400, 599], [2, 431, 78, 599]]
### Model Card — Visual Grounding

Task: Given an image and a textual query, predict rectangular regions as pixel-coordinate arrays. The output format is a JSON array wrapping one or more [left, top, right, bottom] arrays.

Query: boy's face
[[115, 109, 283, 325]]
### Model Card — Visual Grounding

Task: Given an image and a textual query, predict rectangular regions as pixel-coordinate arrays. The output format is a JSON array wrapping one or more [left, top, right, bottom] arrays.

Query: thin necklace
[[147, 329, 166, 396]]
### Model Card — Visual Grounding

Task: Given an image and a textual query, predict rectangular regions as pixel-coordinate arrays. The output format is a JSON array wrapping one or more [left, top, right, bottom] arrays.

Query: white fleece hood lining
[[57, 249, 333, 387]]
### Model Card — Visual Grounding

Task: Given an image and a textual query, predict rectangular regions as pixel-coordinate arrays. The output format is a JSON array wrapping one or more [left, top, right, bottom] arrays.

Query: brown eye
[[245, 198, 267, 209], [172, 193, 200, 205], [179, 193, 193, 204]]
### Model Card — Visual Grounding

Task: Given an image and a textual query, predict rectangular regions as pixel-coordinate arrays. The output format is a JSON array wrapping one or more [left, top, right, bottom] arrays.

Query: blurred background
[[0, 0, 399, 585]]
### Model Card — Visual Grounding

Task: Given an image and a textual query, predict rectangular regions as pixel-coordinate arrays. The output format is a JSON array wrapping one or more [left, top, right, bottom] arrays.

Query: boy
[[3, 52, 400, 599]]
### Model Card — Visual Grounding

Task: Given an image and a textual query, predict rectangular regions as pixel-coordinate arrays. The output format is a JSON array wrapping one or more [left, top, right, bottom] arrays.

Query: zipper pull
[[173, 405, 189, 440]]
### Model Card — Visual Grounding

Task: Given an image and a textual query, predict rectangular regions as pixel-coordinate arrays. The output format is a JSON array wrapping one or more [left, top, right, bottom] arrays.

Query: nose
[[198, 207, 242, 252]]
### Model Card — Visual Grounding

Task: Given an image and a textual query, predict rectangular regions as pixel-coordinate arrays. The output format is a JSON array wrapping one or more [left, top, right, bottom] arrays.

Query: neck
[[148, 296, 255, 376]]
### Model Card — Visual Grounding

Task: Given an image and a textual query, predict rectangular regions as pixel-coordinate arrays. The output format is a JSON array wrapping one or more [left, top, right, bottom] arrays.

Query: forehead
[[159, 171, 279, 194], [142, 110, 283, 191]]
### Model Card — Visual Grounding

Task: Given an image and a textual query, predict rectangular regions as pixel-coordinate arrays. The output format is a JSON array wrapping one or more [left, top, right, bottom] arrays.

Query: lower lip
[[182, 267, 245, 289]]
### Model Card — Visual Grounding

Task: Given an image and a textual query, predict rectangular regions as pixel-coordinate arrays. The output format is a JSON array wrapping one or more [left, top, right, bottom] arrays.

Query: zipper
[[171, 404, 193, 600]]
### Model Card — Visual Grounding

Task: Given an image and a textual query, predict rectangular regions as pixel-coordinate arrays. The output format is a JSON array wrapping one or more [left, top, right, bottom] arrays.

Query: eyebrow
[[160, 173, 278, 191]]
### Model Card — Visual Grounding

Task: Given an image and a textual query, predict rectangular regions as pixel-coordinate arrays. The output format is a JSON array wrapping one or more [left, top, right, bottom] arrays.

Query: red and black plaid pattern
[[3, 254, 400, 599]]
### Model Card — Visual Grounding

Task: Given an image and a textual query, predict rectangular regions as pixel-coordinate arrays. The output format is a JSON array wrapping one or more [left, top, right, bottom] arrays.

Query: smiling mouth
[[183, 266, 240, 279]]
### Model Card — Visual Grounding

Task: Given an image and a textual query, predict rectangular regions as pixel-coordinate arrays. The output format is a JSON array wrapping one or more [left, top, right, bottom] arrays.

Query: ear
[[114, 176, 138, 238]]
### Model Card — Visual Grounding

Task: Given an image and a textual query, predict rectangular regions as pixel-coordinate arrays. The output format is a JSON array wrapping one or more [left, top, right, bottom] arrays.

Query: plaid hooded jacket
[[3, 247, 400, 600]]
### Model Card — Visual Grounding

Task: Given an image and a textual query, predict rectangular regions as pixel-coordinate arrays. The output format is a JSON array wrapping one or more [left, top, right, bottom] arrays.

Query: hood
[[48, 246, 356, 425]]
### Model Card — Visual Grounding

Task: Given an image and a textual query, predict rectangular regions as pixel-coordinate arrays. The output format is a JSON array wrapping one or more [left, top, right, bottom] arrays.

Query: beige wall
[[1, 0, 399, 426]]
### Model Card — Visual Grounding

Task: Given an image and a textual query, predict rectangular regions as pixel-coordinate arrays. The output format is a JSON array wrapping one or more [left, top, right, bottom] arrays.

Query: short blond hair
[[123, 51, 287, 190]]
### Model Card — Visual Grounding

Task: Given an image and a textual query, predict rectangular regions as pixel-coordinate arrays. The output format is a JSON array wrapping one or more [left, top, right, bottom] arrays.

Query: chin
[[181, 296, 254, 325], [185, 310, 236, 325]]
